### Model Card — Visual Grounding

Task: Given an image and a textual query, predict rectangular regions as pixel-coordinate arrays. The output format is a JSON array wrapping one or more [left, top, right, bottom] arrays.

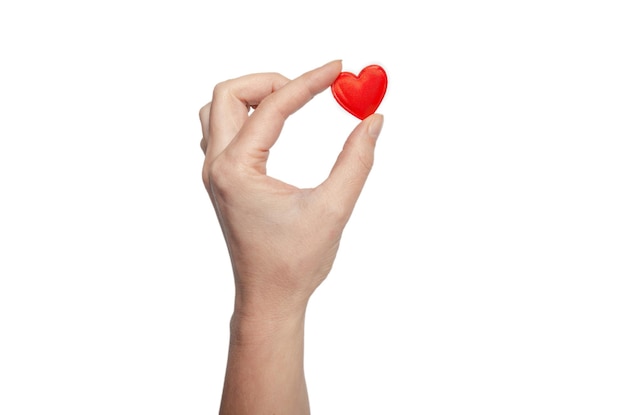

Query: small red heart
[[331, 64, 387, 120]]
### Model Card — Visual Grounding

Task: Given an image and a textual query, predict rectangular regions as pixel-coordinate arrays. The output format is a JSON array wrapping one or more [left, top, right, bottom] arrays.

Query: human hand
[[200, 61, 383, 414], [199, 61, 384, 322]]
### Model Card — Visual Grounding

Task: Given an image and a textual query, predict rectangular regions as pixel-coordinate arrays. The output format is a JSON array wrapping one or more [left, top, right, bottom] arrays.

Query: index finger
[[229, 60, 342, 159]]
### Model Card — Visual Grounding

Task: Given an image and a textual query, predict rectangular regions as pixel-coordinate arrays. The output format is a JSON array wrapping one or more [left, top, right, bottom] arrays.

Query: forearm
[[219, 307, 310, 415]]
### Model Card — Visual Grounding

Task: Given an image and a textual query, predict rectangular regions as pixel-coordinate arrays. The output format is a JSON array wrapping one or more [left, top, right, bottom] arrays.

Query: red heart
[[331, 65, 387, 120]]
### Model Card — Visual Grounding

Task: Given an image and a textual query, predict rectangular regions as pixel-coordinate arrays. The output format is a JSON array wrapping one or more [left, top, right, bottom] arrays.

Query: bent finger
[[207, 73, 289, 163], [230, 60, 342, 162]]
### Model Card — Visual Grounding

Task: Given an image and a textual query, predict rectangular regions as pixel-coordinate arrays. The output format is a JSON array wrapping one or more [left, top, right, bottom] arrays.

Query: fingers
[[317, 114, 384, 218], [204, 73, 289, 163], [229, 60, 343, 163]]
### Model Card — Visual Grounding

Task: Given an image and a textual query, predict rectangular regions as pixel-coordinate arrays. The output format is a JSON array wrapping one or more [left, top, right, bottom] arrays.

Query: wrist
[[229, 303, 307, 346], [221, 294, 310, 415]]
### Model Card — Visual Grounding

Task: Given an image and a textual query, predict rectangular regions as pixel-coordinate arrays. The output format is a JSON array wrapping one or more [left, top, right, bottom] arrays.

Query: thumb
[[318, 114, 384, 217]]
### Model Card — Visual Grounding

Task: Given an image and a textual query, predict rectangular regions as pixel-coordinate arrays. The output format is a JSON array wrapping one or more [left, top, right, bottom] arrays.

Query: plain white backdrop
[[1, 0, 625, 414]]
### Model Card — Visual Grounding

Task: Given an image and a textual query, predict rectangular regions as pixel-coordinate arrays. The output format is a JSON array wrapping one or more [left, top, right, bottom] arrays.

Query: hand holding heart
[[199, 60, 384, 319], [201, 60, 384, 413]]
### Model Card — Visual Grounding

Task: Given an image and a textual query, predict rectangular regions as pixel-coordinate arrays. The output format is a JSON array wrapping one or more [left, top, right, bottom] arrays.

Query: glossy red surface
[[331, 65, 387, 120]]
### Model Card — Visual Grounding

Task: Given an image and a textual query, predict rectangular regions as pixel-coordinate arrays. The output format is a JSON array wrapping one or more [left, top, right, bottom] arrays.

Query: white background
[[1, 0, 625, 414]]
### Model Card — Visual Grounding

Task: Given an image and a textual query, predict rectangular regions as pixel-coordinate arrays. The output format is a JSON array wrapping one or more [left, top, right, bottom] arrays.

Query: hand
[[200, 61, 383, 320], [199, 61, 383, 414]]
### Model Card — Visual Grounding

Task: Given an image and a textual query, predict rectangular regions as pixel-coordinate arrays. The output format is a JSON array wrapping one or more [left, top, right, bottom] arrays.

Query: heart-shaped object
[[331, 64, 387, 120]]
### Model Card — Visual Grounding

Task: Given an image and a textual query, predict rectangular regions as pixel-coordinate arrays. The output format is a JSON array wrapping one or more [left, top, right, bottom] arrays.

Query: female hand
[[199, 60, 384, 414], [200, 60, 383, 321]]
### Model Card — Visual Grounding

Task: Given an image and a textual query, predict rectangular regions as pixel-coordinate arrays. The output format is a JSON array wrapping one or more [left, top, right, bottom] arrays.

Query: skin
[[199, 60, 384, 414]]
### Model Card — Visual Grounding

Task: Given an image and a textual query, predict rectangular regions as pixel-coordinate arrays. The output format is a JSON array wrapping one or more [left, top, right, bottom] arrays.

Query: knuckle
[[328, 203, 349, 222], [203, 155, 238, 195], [201, 163, 210, 189], [208, 157, 227, 182], [355, 139, 376, 172], [356, 150, 374, 172], [212, 80, 232, 100], [199, 102, 211, 120], [318, 192, 350, 223], [258, 96, 289, 121]]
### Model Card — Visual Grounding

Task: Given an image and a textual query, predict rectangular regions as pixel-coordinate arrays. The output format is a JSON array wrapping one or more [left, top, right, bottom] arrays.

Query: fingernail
[[368, 114, 384, 139]]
